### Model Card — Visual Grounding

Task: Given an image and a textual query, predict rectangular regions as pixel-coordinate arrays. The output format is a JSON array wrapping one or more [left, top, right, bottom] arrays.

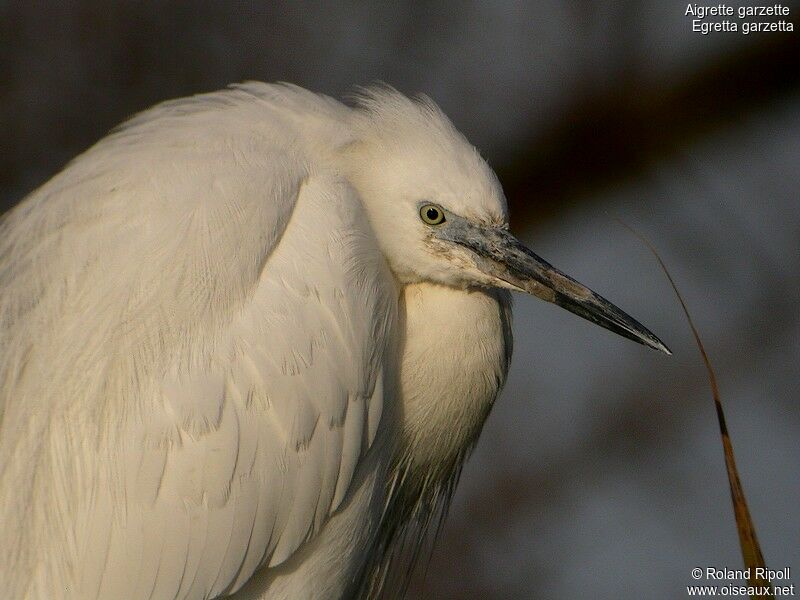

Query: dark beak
[[441, 223, 671, 354]]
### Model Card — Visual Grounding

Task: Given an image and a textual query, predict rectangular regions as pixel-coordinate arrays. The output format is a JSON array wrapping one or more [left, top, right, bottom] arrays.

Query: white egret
[[0, 83, 668, 599]]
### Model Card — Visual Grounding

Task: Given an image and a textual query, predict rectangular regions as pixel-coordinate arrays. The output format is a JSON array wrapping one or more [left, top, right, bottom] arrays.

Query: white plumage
[[0, 83, 666, 599]]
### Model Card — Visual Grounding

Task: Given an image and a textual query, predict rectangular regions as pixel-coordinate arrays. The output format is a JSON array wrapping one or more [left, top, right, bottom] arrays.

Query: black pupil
[[426, 208, 439, 221]]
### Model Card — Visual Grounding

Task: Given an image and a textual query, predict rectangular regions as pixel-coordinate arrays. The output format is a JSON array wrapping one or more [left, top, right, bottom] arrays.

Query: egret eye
[[420, 204, 446, 225]]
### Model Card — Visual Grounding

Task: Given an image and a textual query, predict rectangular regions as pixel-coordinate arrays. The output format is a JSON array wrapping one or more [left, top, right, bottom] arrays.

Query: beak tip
[[647, 336, 672, 356]]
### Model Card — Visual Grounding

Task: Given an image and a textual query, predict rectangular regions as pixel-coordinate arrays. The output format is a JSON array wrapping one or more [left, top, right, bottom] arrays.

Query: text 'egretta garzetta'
[[0, 83, 668, 600]]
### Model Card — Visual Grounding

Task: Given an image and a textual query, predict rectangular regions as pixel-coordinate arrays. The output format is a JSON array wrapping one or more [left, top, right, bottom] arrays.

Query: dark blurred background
[[2, 2, 798, 598]]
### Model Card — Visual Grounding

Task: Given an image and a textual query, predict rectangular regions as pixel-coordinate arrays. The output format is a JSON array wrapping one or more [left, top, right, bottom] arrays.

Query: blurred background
[[1, 2, 798, 598]]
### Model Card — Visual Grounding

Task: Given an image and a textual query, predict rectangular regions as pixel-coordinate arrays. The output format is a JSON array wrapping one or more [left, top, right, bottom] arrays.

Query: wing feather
[[0, 84, 397, 599]]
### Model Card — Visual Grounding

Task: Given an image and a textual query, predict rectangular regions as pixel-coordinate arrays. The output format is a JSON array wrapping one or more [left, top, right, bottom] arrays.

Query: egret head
[[343, 87, 669, 353]]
